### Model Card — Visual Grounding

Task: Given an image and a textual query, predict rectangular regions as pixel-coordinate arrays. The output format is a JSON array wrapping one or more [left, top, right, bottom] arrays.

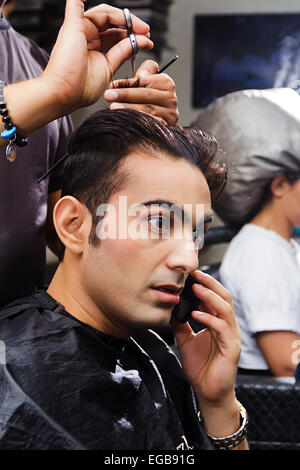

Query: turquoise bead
[[1, 126, 16, 139]]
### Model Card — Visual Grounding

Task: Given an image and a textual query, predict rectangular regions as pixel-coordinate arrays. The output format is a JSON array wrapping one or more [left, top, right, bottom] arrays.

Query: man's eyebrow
[[141, 199, 213, 225]]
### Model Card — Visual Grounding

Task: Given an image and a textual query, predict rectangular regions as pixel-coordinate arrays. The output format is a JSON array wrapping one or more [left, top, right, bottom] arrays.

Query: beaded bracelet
[[0, 80, 28, 162]]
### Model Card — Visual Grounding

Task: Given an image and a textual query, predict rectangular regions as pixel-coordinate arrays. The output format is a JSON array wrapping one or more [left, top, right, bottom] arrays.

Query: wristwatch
[[198, 401, 249, 450]]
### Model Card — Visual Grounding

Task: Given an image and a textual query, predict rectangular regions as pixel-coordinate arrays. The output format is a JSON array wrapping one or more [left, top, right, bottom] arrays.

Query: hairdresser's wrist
[[1, 76, 68, 141]]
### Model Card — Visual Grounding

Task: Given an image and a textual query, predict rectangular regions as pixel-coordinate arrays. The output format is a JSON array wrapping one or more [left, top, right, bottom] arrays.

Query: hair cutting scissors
[[123, 8, 138, 77]]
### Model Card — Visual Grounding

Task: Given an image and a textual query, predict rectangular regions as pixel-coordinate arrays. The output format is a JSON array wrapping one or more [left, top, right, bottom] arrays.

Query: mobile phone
[[172, 274, 200, 323]]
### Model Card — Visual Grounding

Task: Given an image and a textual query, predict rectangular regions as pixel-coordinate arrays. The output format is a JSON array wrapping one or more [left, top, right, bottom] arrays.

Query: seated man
[[0, 109, 248, 450], [0, 0, 177, 308]]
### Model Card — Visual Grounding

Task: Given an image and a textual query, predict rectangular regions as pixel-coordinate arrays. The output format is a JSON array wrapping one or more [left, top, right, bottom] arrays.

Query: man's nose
[[165, 238, 199, 274]]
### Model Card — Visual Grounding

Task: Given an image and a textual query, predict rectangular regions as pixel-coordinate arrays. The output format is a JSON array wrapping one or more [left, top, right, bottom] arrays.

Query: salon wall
[[161, 0, 300, 126]]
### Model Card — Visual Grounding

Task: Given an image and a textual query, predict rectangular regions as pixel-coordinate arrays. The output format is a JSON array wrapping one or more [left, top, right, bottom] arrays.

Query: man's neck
[[47, 263, 132, 339]]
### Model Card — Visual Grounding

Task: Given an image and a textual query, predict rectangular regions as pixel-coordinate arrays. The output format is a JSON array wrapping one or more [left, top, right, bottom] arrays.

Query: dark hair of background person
[[57, 108, 227, 260], [244, 171, 300, 226]]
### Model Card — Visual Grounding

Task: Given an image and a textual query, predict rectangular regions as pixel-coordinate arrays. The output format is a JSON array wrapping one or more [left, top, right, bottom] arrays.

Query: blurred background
[[6, 0, 300, 270]]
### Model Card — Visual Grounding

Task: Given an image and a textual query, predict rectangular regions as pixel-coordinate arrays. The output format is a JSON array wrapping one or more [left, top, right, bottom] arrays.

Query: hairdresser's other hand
[[171, 270, 245, 445], [42, 0, 153, 114], [104, 60, 179, 125]]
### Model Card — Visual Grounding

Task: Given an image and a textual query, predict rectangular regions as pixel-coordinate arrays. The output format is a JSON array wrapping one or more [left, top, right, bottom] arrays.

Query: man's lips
[[150, 284, 183, 304]]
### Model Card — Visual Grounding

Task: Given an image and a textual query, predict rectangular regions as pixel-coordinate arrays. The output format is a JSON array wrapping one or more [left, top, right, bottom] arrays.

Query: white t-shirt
[[219, 224, 300, 370]]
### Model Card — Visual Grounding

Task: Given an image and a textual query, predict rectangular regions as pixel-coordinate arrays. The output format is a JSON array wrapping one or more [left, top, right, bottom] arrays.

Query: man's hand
[[171, 270, 246, 447], [104, 60, 179, 125], [42, 1, 154, 114], [171, 270, 241, 405]]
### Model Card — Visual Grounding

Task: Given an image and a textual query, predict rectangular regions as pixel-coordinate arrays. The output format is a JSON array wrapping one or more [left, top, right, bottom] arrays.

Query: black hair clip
[[37, 152, 69, 184]]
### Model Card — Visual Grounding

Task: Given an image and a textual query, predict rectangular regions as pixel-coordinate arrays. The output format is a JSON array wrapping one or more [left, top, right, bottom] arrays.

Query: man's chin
[[133, 307, 173, 331]]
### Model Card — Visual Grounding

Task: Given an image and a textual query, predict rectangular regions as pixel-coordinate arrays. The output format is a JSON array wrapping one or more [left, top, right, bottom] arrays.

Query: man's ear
[[270, 175, 291, 198], [53, 196, 89, 255]]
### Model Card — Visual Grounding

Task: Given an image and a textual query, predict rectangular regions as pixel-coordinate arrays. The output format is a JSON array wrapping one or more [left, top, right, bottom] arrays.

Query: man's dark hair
[[57, 108, 226, 259]]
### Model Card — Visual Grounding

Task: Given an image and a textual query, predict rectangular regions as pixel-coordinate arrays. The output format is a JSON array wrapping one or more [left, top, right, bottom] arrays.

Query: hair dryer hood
[[193, 88, 300, 227]]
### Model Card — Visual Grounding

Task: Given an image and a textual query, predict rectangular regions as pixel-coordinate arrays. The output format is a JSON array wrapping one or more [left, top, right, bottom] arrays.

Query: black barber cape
[[0, 290, 213, 450]]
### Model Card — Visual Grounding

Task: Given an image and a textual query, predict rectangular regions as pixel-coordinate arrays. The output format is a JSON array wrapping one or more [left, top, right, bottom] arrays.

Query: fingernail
[[139, 70, 151, 78], [194, 270, 208, 277], [104, 90, 118, 101], [194, 284, 205, 291], [110, 103, 125, 109]]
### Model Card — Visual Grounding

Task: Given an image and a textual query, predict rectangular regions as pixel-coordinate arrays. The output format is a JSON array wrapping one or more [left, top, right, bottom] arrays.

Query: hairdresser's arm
[[0, 0, 153, 147], [104, 60, 179, 125], [171, 270, 248, 450], [255, 330, 300, 376]]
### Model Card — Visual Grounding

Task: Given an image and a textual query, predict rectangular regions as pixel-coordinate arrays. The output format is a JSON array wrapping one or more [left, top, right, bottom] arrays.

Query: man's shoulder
[[0, 289, 80, 345]]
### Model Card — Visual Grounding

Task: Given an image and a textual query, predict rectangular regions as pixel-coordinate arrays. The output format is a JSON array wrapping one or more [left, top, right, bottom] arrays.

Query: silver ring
[[123, 8, 133, 35], [129, 33, 139, 55]]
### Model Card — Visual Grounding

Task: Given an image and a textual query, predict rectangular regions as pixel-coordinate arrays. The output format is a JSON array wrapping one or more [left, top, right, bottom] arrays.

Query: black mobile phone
[[171, 274, 200, 323]]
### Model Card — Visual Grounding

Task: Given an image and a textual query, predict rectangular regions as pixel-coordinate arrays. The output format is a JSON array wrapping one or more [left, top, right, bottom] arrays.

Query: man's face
[[80, 152, 212, 337]]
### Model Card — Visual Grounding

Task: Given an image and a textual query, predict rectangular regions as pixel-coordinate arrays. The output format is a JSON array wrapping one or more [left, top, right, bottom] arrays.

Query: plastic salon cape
[[0, 290, 213, 450]]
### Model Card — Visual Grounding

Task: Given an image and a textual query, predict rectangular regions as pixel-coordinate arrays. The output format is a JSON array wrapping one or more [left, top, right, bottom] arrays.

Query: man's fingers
[[84, 4, 150, 35], [106, 36, 153, 74], [83, 17, 101, 43], [97, 29, 128, 51], [192, 282, 234, 326], [108, 102, 177, 126], [191, 271, 238, 330], [110, 72, 176, 93], [105, 87, 173, 106], [191, 311, 241, 357], [192, 270, 233, 306], [64, 0, 86, 24], [87, 38, 101, 51], [170, 317, 195, 349], [135, 59, 159, 77], [104, 64, 179, 125], [191, 310, 226, 333]]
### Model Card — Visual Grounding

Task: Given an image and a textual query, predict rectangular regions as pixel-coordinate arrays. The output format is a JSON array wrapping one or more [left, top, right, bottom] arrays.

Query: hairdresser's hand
[[171, 270, 245, 446], [0, 0, 153, 145], [42, 0, 153, 114], [104, 60, 179, 125]]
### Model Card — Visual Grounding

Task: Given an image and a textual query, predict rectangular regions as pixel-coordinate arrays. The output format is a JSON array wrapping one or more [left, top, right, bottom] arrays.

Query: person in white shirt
[[193, 88, 300, 376]]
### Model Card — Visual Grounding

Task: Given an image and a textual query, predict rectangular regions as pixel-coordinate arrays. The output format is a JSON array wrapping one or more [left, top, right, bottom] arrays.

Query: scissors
[[123, 8, 138, 77]]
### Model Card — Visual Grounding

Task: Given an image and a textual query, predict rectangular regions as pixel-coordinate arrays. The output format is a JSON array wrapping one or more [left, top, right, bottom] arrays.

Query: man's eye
[[148, 215, 169, 231], [193, 224, 210, 244]]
